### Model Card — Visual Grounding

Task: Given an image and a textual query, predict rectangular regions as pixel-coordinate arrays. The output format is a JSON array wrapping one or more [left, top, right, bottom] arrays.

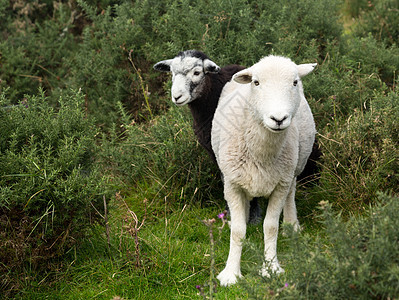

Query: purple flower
[[217, 212, 225, 219], [195, 285, 201, 290], [284, 283, 289, 288]]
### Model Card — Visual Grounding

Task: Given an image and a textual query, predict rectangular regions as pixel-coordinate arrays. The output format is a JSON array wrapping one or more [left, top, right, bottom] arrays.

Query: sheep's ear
[[297, 63, 317, 77], [153, 59, 173, 72], [204, 59, 221, 74], [233, 69, 252, 84]]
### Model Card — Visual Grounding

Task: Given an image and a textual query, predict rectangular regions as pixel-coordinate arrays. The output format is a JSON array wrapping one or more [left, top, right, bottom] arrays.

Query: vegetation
[[245, 192, 399, 299], [0, 0, 397, 298]]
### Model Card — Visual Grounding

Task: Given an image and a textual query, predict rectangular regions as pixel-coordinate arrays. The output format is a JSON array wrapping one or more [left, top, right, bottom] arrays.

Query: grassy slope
[[8, 2, 399, 299], [13, 149, 322, 299], [15, 197, 252, 298]]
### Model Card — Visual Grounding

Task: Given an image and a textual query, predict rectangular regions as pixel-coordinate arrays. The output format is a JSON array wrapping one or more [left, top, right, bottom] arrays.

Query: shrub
[[0, 89, 106, 278], [99, 103, 222, 207], [145, 0, 342, 64], [303, 42, 393, 129], [317, 89, 398, 212], [0, 0, 344, 129], [0, 1, 77, 102], [245, 192, 399, 299], [69, 0, 343, 127], [68, 0, 177, 127], [353, 0, 399, 46], [344, 35, 399, 87]]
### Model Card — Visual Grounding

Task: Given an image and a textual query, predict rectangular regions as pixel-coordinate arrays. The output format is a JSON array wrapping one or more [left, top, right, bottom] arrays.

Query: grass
[[9, 172, 325, 299], [11, 195, 252, 299], [7, 94, 397, 298], [2, 0, 399, 298]]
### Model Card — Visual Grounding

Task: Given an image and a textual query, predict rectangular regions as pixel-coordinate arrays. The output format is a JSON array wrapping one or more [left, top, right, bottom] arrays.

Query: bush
[[68, 0, 156, 126], [100, 104, 222, 207], [0, 0, 342, 128], [144, 0, 342, 64], [353, 0, 399, 46], [344, 35, 399, 86], [319, 89, 398, 211], [0, 89, 106, 276], [245, 192, 399, 299], [0, 1, 78, 102]]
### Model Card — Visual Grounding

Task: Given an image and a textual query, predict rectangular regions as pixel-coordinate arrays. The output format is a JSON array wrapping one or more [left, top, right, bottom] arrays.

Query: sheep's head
[[154, 50, 220, 106], [233, 56, 316, 132]]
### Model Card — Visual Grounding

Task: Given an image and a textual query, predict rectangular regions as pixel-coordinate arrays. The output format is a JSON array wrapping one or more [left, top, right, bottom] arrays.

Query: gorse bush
[[318, 89, 398, 212], [1, 0, 344, 128], [0, 0, 398, 297], [0, 1, 77, 102], [0, 89, 105, 274], [344, 35, 399, 87], [69, 0, 155, 126], [100, 104, 222, 207], [144, 0, 342, 64], [353, 0, 399, 46], [245, 192, 399, 299], [0, 0, 395, 129]]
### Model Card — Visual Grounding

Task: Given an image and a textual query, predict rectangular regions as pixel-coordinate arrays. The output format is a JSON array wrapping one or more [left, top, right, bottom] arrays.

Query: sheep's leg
[[217, 185, 247, 286], [283, 179, 300, 232], [261, 184, 289, 277]]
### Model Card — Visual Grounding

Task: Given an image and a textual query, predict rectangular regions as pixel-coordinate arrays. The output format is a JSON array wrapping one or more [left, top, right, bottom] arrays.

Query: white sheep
[[211, 55, 317, 286]]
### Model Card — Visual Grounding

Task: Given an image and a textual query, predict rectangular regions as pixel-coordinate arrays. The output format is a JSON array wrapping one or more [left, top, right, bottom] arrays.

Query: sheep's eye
[[253, 80, 260, 86], [193, 71, 201, 76], [293, 80, 298, 86]]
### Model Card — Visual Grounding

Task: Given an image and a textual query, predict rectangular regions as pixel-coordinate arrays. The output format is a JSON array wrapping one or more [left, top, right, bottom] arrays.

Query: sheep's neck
[[187, 77, 220, 161], [244, 119, 287, 162], [187, 77, 220, 139], [188, 96, 217, 132]]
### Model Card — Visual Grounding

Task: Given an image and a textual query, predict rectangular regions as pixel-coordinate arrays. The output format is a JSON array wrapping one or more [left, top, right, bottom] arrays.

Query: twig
[[128, 50, 153, 119], [201, 218, 218, 300], [317, 132, 342, 145], [104, 195, 111, 251], [121, 195, 147, 268]]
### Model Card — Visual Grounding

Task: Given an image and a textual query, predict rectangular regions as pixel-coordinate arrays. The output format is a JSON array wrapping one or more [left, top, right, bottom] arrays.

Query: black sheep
[[154, 51, 262, 223]]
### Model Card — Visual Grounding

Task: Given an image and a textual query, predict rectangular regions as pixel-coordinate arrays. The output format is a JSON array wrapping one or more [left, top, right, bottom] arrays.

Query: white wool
[[169, 57, 206, 105], [211, 55, 316, 286]]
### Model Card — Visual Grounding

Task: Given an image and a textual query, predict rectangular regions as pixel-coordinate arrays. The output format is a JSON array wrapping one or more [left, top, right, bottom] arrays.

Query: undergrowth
[[0, 0, 398, 298], [244, 192, 399, 299], [0, 89, 107, 296]]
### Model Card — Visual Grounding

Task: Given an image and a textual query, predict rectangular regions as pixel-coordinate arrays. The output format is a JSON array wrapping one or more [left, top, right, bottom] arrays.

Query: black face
[[177, 50, 209, 61]]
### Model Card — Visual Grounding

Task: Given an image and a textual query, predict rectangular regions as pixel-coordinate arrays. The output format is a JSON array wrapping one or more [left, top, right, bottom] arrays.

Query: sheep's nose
[[174, 95, 182, 102], [271, 115, 288, 126]]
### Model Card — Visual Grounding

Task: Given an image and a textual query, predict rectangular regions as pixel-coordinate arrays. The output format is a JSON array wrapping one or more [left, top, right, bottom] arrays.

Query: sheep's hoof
[[282, 221, 301, 236], [292, 221, 301, 232], [260, 264, 285, 278], [217, 269, 242, 286]]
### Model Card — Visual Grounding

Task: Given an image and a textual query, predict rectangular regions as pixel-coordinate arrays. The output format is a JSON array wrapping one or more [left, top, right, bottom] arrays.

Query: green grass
[[2, 0, 399, 298], [12, 198, 252, 299], [6, 154, 399, 299], [9, 174, 325, 299]]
